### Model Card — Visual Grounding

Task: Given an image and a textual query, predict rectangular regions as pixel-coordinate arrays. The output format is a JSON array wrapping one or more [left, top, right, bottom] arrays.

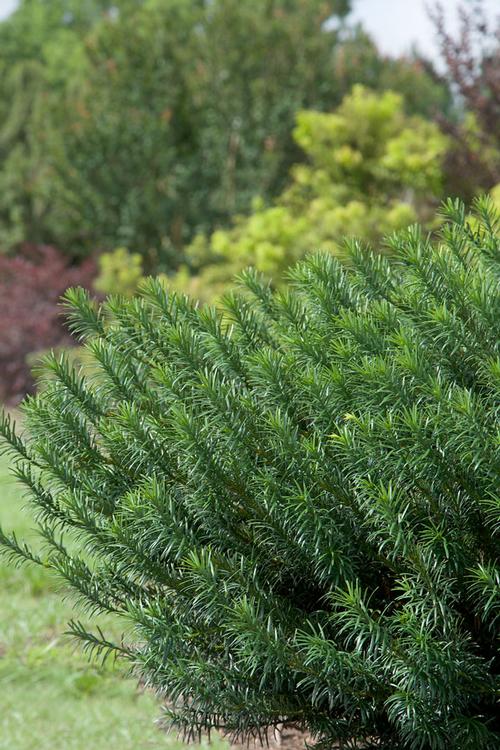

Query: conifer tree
[[1, 201, 499, 749]]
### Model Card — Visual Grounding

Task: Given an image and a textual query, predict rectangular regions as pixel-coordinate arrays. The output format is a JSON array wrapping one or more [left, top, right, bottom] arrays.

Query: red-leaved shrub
[[0, 245, 96, 404], [432, 2, 500, 196]]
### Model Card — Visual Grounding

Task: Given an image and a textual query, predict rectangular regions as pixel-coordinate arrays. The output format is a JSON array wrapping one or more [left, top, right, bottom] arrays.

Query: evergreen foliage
[[1, 202, 500, 749]]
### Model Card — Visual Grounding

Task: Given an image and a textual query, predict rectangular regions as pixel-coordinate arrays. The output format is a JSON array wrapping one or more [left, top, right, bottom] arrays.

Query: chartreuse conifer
[[1, 200, 499, 749]]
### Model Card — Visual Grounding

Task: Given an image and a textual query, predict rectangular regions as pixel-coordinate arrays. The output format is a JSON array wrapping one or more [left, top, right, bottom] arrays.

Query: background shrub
[[1, 201, 499, 749], [0, 244, 95, 403], [432, 2, 500, 199], [0, 0, 452, 263], [178, 85, 448, 300]]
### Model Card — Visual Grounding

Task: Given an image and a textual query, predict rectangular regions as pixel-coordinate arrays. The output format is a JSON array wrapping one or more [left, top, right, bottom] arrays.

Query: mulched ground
[[230, 726, 312, 750]]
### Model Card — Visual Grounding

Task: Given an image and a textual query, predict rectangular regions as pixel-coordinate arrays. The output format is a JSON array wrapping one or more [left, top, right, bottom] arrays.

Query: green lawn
[[0, 451, 217, 750]]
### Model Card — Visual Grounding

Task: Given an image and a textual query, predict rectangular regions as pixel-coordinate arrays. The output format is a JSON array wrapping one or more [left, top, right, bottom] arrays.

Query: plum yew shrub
[[1, 201, 499, 749]]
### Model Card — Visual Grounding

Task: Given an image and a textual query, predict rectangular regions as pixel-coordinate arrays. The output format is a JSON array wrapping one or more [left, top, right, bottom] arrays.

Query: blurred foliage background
[[0, 1, 498, 747], [0, 0, 452, 259], [0, 0, 498, 401]]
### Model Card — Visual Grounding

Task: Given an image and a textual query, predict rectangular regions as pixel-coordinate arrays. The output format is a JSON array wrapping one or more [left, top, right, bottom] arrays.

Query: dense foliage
[[0, 245, 95, 403], [2, 202, 499, 749], [0, 0, 452, 262], [178, 85, 448, 300]]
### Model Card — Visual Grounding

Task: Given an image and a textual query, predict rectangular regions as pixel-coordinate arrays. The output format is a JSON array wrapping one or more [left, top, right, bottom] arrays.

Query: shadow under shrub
[[1, 200, 499, 749]]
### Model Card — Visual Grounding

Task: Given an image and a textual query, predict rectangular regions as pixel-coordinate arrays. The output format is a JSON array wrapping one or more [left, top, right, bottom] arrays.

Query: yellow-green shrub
[[177, 86, 449, 301], [93, 248, 144, 298]]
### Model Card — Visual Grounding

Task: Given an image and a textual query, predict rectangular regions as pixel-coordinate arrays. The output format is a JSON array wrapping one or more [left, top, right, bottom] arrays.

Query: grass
[[0, 450, 222, 750]]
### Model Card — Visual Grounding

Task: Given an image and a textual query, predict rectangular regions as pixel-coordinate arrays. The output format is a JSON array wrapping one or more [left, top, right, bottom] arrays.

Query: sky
[[0, 0, 498, 61], [350, 0, 499, 61], [0, 0, 15, 20]]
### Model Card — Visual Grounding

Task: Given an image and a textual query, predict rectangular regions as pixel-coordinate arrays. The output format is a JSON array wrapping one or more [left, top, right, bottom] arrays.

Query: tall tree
[[0, 0, 451, 263]]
